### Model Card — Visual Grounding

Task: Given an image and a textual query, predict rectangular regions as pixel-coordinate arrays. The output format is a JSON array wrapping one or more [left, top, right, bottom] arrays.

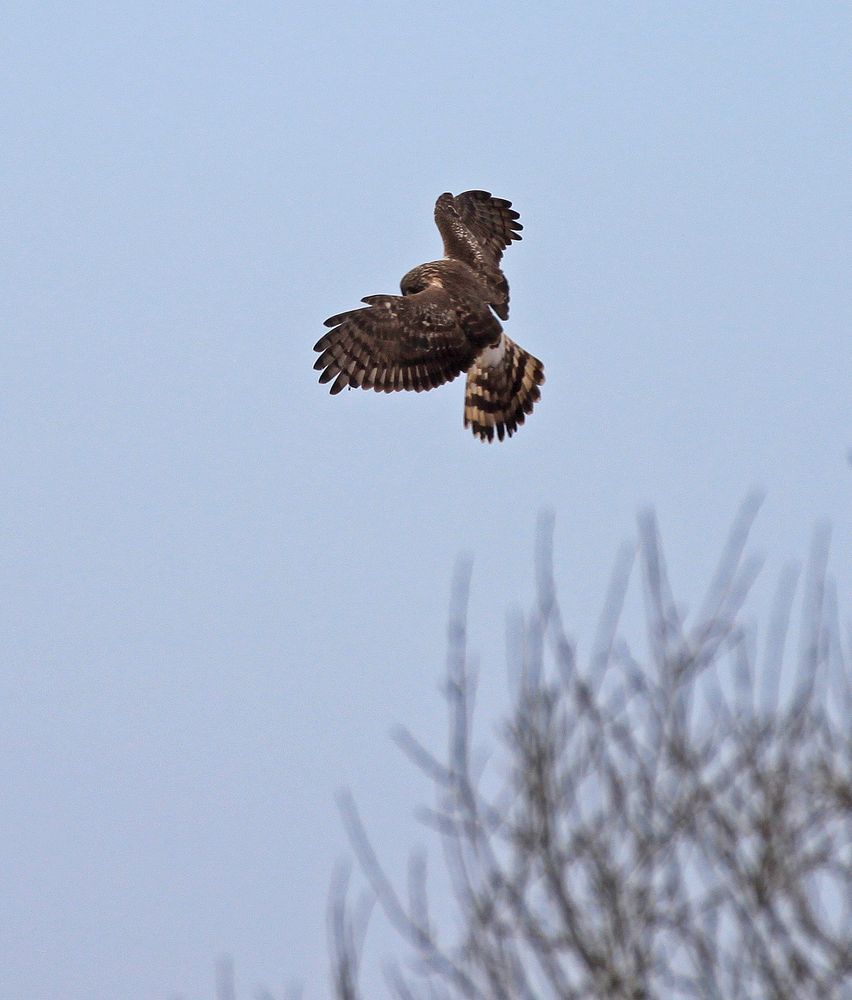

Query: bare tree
[[330, 501, 852, 999]]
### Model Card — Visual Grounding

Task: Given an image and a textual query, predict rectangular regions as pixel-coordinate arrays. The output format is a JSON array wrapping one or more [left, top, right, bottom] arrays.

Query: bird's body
[[313, 190, 544, 441]]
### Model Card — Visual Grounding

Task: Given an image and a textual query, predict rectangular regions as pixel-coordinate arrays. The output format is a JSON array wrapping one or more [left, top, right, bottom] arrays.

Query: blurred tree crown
[[331, 500, 851, 1000]]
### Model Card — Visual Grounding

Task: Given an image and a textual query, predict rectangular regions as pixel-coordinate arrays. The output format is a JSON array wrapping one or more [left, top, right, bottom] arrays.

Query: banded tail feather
[[464, 335, 545, 442]]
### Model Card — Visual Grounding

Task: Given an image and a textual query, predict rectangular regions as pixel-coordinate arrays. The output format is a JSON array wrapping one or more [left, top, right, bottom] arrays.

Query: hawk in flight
[[313, 190, 544, 442]]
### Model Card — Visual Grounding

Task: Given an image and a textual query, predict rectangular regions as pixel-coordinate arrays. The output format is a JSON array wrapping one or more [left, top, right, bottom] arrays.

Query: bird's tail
[[464, 336, 544, 442]]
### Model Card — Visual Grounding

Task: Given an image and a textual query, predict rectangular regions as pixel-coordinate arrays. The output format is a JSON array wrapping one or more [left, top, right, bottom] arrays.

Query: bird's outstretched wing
[[314, 288, 480, 395], [434, 191, 521, 319], [434, 190, 522, 270]]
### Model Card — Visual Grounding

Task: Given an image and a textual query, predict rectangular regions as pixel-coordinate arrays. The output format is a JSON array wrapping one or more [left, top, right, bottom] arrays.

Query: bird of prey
[[313, 190, 544, 442]]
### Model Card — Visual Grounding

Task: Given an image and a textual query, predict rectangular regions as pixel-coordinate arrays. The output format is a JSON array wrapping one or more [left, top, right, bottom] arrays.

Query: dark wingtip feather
[[330, 372, 349, 394]]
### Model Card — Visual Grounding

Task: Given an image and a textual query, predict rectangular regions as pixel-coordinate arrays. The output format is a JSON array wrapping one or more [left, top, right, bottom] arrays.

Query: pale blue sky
[[2, 3, 850, 998]]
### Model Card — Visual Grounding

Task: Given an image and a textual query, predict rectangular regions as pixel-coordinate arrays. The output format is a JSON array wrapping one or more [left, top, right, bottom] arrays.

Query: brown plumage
[[313, 190, 544, 441]]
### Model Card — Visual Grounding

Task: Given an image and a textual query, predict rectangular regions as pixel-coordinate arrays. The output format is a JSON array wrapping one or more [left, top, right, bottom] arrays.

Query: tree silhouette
[[330, 501, 851, 999]]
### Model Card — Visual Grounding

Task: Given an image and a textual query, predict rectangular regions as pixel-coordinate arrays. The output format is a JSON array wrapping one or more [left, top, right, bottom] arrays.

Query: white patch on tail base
[[475, 334, 506, 369]]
